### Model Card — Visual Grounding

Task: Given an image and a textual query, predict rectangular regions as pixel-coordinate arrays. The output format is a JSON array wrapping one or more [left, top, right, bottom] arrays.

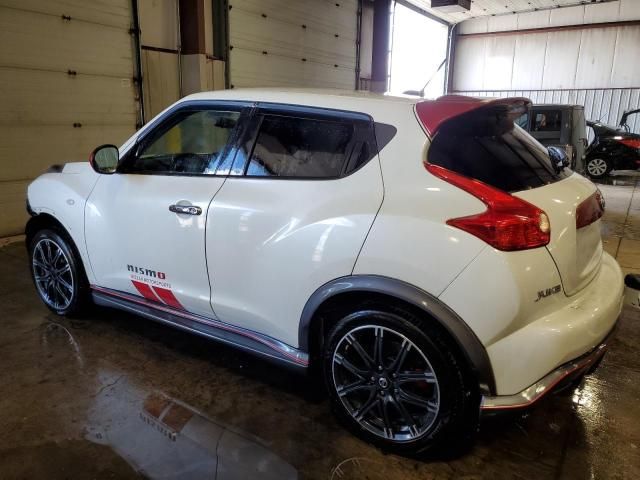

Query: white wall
[[451, 0, 640, 130]]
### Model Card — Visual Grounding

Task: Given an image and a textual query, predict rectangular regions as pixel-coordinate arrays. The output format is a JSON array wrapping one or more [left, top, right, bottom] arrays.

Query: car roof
[[183, 88, 418, 106], [182, 89, 532, 135]]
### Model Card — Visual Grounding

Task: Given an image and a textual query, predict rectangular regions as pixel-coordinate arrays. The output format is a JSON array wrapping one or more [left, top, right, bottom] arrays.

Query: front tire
[[586, 157, 612, 178], [322, 308, 478, 456], [29, 228, 90, 316]]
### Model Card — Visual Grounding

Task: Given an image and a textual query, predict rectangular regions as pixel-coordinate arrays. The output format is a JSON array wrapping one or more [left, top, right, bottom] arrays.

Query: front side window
[[245, 115, 355, 178], [123, 109, 241, 174]]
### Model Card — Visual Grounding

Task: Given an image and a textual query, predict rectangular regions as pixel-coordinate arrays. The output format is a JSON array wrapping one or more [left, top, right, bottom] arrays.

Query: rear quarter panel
[[354, 107, 488, 298]]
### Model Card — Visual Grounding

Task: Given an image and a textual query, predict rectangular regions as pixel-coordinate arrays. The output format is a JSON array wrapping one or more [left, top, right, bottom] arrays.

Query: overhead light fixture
[[430, 0, 471, 13]]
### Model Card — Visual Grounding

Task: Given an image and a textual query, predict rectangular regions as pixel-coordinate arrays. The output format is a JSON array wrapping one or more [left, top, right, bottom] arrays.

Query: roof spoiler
[[415, 95, 532, 136]]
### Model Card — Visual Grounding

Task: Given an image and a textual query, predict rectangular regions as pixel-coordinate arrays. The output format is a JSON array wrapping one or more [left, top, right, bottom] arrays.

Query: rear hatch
[[515, 175, 602, 295], [417, 97, 604, 296]]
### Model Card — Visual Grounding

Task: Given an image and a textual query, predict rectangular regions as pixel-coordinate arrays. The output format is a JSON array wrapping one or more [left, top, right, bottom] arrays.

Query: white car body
[[27, 89, 624, 411]]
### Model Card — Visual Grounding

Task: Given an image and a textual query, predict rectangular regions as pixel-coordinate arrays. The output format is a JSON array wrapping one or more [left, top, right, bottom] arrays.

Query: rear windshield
[[427, 108, 570, 192]]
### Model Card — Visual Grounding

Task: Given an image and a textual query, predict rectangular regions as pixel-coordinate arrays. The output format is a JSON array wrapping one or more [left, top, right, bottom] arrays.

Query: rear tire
[[28, 228, 91, 316], [322, 306, 478, 456], [586, 157, 612, 179]]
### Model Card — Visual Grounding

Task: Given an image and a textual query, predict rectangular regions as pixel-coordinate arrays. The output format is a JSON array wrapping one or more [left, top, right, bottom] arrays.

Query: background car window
[[246, 115, 354, 178], [126, 110, 240, 174], [533, 110, 562, 132]]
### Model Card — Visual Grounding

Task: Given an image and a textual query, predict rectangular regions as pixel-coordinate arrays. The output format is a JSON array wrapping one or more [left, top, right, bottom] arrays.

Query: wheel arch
[[25, 213, 69, 246], [25, 213, 89, 282], [299, 275, 496, 396]]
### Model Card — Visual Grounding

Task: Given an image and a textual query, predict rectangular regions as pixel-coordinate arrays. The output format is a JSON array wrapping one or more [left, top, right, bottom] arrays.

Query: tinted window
[[428, 108, 570, 192], [123, 110, 240, 174], [246, 115, 355, 178]]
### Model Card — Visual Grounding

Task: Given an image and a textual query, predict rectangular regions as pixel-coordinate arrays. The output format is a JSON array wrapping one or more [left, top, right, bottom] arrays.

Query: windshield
[[428, 108, 571, 192]]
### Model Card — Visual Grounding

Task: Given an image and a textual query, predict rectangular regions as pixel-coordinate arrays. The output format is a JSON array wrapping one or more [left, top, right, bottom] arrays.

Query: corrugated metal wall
[[454, 88, 640, 137], [451, 0, 640, 135]]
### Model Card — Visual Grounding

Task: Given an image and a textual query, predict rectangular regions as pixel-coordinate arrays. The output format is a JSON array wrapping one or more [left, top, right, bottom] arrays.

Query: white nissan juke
[[26, 89, 624, 455]]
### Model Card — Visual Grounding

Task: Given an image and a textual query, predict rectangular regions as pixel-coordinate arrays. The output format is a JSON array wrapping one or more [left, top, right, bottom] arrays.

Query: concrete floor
[[1, 175, 639, 479]]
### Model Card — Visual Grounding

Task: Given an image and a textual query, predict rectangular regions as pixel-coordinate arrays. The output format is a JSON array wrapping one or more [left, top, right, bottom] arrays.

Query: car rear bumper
[[482, 251, 623, 404], [480, 323, 616, 410]]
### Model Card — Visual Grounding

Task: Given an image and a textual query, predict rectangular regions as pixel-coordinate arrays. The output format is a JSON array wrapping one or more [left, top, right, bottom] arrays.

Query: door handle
[[169, 204, 202, 215]]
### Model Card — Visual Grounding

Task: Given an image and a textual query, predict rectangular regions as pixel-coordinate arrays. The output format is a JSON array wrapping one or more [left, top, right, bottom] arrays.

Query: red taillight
[[425, 163, 550, 251], [576, 190, 605, 229], [619, 138, 640, 149]]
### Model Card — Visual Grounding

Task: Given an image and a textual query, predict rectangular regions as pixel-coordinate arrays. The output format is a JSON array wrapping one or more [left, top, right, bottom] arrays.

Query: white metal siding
[[453, 24, 640, 92], [228, 0, 358, 89], [451, 1, 640, 136], [457, 0, 640, 34], [0, 0, 137, 236]]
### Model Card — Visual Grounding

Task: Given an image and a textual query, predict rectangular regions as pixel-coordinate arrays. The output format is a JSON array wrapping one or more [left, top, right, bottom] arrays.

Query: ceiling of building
[[405, 0, 617, 24]]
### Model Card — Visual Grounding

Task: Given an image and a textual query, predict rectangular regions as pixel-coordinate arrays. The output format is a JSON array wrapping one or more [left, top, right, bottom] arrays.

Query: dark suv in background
[[517, 104, 588, 173]]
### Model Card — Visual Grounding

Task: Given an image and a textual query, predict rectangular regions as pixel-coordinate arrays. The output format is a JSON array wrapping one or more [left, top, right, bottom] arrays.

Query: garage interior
[[1, 0, 640, 478]]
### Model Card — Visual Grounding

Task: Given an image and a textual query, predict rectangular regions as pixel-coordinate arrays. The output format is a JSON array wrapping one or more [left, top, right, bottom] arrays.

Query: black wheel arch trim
[[25, 213, 67, 244], [299, 274, 496, 396]]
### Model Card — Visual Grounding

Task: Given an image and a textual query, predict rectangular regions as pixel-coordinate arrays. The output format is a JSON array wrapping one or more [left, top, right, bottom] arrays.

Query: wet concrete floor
[[1, 174, 639, 479]]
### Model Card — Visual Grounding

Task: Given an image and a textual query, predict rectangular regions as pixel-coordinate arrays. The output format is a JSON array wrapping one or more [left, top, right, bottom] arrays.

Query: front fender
[[27, 162, 100, 282]]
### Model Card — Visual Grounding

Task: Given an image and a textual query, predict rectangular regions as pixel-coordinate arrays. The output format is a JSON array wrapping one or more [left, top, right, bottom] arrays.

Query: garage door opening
[[388, 2, 448, 98]]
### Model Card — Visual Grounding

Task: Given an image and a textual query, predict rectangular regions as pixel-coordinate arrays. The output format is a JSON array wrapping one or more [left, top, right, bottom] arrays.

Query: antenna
[[403, 58, 447, 98]]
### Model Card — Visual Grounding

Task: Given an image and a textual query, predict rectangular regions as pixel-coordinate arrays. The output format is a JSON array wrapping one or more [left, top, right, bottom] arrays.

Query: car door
[[85, 102, 250, 317], [206, 104, 384, 347]]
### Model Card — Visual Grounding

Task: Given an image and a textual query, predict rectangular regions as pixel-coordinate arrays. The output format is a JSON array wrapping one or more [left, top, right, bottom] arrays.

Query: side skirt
[[91, 286, 309, 371]]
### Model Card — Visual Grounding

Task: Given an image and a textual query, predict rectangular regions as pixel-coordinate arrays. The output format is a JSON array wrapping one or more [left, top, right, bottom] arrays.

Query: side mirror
[[89, 144, 119, 174], [547, 146, 570, 171]]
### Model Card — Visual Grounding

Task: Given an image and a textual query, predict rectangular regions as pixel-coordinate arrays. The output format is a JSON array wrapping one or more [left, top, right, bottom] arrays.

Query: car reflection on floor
[[42, 321, 297, 480], [86, 381, 298, 479]]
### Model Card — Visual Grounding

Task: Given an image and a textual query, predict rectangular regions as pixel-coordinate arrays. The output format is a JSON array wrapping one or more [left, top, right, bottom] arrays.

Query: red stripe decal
[[131, 280, 161, 302], [152, 286, 184, 309]]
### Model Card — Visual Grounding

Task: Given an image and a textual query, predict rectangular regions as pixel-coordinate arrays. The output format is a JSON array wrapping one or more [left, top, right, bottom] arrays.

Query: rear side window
[[246, 115, 355, 178], [427, 108, 570, 192]]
